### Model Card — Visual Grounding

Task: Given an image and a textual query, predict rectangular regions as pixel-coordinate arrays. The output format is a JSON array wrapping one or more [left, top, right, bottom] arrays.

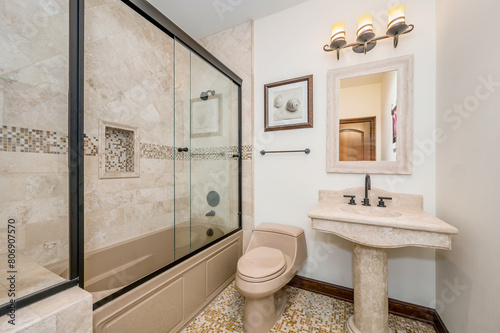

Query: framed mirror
[[326, 55, 413, 174]]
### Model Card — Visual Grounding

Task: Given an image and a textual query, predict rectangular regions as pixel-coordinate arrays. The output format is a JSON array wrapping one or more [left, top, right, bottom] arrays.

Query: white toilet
[[235, 223, 307, 333]]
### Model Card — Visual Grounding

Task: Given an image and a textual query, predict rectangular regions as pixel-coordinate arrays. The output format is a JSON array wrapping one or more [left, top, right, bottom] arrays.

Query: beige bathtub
[[46, 222, 228, 303]]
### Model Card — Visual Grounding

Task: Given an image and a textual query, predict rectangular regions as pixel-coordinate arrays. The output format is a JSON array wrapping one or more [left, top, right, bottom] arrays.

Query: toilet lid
[[238, 247, 286, 282]]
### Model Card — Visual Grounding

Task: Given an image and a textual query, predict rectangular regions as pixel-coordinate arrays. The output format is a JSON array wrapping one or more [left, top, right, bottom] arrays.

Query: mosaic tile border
[[141, 143, 174, 160], [1, 125, 67, 154], [1, 125, 254, 160]]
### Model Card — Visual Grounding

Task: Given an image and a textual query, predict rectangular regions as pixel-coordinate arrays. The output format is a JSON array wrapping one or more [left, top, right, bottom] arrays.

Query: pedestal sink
[[308, 188, 458, 333]]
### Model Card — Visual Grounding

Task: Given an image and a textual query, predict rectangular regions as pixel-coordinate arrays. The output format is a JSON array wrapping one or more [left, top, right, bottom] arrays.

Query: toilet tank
[[247, 223, 307, 271]]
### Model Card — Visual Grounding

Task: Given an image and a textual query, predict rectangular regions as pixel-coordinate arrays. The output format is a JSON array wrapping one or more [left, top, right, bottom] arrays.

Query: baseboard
[[288, 276, 449, 333], [433, 311, 450, 333]]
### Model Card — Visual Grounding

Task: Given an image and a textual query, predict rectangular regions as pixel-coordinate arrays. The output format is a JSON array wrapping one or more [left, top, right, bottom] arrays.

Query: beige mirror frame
[[326, 55, 414, 174]]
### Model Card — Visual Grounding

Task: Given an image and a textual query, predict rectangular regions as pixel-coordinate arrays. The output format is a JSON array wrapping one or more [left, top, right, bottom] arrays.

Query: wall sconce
[[324, 5, 414, 60]]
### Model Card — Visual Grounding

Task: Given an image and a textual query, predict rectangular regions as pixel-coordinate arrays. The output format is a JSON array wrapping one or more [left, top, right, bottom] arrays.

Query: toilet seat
[[237, 247, 286, 283]]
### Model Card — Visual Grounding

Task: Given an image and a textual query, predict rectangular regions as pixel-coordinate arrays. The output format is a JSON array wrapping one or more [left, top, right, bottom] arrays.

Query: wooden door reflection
[[339, 117, 376, 161]]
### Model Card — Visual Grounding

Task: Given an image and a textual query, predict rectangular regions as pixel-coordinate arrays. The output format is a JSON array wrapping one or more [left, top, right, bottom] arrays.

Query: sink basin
[[308, 188, 458, 333], [308, 188, 458, 249], [340, 205, 402, 218]]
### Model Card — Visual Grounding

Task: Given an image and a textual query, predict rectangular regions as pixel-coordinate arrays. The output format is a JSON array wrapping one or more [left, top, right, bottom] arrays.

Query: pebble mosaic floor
[[181, 282, 437, 333]]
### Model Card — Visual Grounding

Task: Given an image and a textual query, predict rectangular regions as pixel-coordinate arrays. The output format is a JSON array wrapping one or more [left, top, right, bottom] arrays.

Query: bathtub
[[46, 222, 229, 303], [92, 228, 242, 332]]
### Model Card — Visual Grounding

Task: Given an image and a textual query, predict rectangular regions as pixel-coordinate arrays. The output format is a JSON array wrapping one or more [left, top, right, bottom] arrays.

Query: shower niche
[[98, 121, 140, 179]]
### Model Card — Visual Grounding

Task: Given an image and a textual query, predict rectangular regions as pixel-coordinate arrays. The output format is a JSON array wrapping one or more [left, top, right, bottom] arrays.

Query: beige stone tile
[[25, 93, 68, 133], [25, 217, 68, 247], [133, 187, 167, 205], [85, 208, 125, 235], [141, 159, 174, 174], [0, 197, 68, 226], [84, 156, 98, 176], [25, 175, 68, 200], [0, 306, 41, 333], [55, 296, 92, 333], [22, 241, 62, 267], [85, 37, 122, 72], [2, 14, 67, 65], [84, 189, 134, 213], [0, 152, 68, 175], [84, 4, 125, 42], [108, 30, 150, 63], [85, 176, 124, 194], [121, 172, 174, 191], [0, 34, 32, 75], [152, 200, 175, 215], [123, 203, 155, 224], [0, 254, 65, 303], [0, 174, 26, 202], [22, 315, 56, 333]]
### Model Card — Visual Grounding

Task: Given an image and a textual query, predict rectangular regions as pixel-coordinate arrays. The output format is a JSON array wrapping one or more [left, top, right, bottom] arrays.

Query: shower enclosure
[[0, 0, 242, 320]]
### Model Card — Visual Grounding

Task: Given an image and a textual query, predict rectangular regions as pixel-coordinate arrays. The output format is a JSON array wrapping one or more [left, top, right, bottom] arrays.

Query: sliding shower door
[[174, 41, 240, 259]]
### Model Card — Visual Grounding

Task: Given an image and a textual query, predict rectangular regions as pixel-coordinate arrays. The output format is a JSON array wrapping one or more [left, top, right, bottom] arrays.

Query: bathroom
[[0, 0, 498, 332]]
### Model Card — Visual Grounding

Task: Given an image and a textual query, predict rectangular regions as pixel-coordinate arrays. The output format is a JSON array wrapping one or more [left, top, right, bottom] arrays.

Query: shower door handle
[[177, 147, 189, 152]]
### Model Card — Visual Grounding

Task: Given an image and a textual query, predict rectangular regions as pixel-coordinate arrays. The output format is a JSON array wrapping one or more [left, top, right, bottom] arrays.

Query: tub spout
[[206, 210, 215, 217]]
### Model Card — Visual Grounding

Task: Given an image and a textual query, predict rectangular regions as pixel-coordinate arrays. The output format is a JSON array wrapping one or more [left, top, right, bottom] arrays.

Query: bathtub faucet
[[206, 210, 215, 217]]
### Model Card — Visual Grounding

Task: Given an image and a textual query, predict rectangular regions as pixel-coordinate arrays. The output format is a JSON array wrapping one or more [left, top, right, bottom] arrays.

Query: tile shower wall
[[0, 0, 70, 267], [198, 22, 254, 250], [84, 0, 175, 252]]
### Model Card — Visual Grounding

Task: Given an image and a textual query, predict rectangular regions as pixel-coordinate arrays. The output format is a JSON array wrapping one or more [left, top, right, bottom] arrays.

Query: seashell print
[[274, 95, 284, 108], [286, 98, 301, 112]]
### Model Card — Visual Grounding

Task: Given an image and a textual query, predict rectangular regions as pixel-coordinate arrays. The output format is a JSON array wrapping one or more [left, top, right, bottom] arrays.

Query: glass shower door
[[174, 40, 240, 260], [189, 53, 240, 253]]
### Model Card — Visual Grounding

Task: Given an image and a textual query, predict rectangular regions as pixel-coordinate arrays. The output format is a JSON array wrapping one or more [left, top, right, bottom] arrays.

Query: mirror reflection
[[339, 71, 397, 161]]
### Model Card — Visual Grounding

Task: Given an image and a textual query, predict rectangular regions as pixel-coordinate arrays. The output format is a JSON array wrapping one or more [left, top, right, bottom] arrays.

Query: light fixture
[[324, 5, 414, 60]]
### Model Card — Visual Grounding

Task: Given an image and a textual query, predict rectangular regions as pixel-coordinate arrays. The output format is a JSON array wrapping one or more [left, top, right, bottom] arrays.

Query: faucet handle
[[343, 195, 356, 205], [377, 197, 392, 207]]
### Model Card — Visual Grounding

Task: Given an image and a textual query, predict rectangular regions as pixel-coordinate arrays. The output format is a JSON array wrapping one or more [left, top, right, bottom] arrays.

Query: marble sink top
[[340, 205, 402, 218], [309, 188, 458, 249]]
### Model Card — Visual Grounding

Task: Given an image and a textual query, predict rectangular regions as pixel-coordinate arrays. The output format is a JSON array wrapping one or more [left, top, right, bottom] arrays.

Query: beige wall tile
[[25, 175, 67, 200], [0, 175, 26, 202]]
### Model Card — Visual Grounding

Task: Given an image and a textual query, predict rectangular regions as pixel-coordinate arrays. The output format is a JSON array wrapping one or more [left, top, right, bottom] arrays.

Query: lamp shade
[[357, 14, 373, 37], [331, 22, 346, 41], [388, 5, 405, 29]]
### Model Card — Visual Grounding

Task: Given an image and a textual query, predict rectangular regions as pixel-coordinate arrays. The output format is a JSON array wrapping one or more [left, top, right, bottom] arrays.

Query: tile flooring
[[181, 282, 436, 333]]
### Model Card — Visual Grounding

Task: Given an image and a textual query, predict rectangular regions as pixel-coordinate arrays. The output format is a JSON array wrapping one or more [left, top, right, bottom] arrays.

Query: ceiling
[[146, 0, 311, 40]]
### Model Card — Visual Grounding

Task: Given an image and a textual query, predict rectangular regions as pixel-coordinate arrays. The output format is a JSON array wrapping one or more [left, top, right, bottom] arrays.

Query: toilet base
[[243, 289, 287, 333]]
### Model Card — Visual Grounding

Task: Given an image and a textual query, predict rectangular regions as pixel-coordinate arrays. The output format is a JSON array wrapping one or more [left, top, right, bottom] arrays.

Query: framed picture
[[264, 75, 313, 131], [191, 94, 222, 138]]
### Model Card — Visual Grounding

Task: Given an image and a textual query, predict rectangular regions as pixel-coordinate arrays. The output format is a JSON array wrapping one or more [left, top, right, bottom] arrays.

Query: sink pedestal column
[[347, 243, 388, 333]]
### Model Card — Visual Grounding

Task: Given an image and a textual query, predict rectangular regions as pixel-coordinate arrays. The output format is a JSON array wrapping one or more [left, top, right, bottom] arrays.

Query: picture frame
[[264, 75, 313, 131], [191, 94, 223, 138]]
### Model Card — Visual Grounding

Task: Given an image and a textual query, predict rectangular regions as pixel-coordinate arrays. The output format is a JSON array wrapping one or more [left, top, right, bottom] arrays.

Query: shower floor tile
[[181, 281, 436, 333]]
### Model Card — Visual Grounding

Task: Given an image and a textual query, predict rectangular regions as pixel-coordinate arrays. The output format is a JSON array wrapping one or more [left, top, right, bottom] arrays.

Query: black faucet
[[206, 210, 215, 217], [362, 174, 371, 206]]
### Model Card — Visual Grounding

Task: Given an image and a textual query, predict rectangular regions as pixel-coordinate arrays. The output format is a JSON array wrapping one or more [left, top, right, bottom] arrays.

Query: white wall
[[254, 0, 437, 306], [436, 0, 500, 331]]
